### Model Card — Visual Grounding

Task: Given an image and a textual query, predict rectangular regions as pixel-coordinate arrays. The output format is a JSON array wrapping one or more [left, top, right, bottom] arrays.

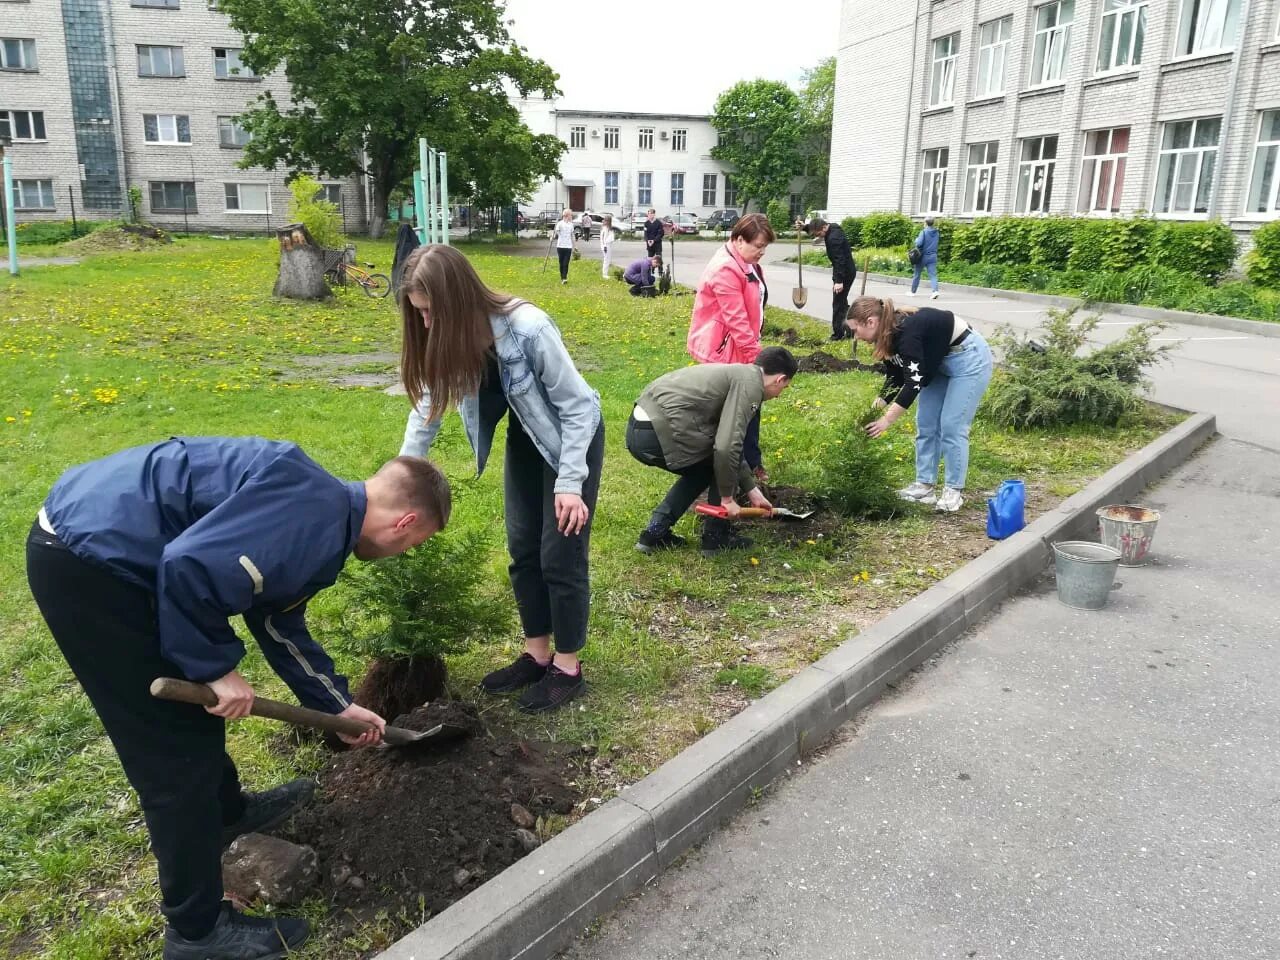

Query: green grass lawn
[[0, 238, 1177, 958]]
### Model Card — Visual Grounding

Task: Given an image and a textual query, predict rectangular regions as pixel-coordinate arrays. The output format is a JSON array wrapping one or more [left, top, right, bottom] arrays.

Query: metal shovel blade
[[381, 722, 471, 749], [792, 287, 808, 308], [770, 507, 814, 521]]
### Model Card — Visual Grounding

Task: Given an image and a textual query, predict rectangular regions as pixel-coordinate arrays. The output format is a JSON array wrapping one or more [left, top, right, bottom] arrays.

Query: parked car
[[573, 212, 625, 240], [663, 213, 699, 235], [627, 212, 651, 235], [704, 209, 740, 231]]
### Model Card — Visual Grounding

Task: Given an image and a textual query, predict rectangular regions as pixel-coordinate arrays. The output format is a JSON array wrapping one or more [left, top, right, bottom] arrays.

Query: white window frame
[[1030, 0, 1074, 86], [1077, 127, 1130, 215], [1, 37, 38, 70], [702, 173, 717, 206], [975, 18, 1011, 97], [637, 170, 652, 206], [224, 182, 271, 214], [1244, 110, 1280, 217], [149, 180, 196, 213], [137, 44, 183, 77], [0, 109, 46, 142], [143, 113, 191, 145], [13, 178, 54, 209], [568, 125, 585, 149], [1015, 135, 1059, 214], [671, 128, 687, 151], [1096, 0, 1147, 73], [724, 176, 738, 208], [919, 147, 948, 214], [1153, 116, 1221, 218], [1175, 0, 1242, 56], [217, 115, 250, 147], [963, 141, 999, 214], [603, 126, 619, 149], [670, 172, 685, 206], [213, 46, 254, 79], [316, 183, 342, 205], [603, 170, 619, 205], [929, 33, 958, 107], [638, 127, 654, 150]]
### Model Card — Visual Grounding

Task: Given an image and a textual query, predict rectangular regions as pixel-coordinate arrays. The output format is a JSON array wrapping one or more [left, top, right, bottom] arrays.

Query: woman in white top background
[[599, 214, 616, 279], [552, 210, 576, 284]]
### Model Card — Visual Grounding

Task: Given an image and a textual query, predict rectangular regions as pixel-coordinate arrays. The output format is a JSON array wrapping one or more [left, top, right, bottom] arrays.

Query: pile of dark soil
[[284, 700, 581, 927], [796, 350, 887, 375]]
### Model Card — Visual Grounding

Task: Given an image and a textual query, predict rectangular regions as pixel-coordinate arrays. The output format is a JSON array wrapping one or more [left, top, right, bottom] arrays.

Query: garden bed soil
[[283, 700, 582, 937], [795, 349, 885, 375]]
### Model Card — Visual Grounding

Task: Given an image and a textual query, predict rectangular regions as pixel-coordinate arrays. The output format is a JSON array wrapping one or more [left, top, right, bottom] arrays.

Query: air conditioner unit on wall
[[591, 129, 600, 137], [659, 130, 669, 140]]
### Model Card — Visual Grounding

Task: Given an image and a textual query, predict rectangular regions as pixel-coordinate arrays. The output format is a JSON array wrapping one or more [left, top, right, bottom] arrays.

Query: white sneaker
[[929, 291, 940, 300], [897, 482, 934, 502], [907, 290, 918, 297], [935, 487, 963, 512]]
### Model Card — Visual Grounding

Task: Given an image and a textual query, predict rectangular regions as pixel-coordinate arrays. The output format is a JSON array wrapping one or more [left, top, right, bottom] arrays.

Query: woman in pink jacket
[[687, 213, 776, 480]]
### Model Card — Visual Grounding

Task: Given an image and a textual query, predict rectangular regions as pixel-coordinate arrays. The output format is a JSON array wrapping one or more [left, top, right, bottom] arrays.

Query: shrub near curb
[[861, 212, 914, 248], [1246, 220, 1280, 289], [1150, 221, 1237, 283]]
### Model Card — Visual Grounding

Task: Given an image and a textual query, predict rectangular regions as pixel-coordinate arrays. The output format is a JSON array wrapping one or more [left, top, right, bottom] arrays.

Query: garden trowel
[[150, 678, 470, 750]]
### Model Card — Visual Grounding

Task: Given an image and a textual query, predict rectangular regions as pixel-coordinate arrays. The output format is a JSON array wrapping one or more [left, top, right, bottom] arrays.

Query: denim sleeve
[[400, 397, 444, 457], [529, 323, 598, 496]]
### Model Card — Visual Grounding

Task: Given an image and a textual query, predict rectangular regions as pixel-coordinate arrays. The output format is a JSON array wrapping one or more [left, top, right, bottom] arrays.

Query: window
[[149, 181, 196, 212], [1, 38, 37, 70], [702, 173, 717, 206], [0, 109, 46, 141], [1245, 110, 1280, 216], [1015, 135, 1058, 213], [789, 194, 805, 220], [929, 34, 958, 107], [224, 182, 271, 213], [132, 0, 179, 7], [724, 175, 738, 208], [569, 125, 585, 149], [13, 178, 53, 209], [638, 127, 654, 150], [213, 47, 254, 79], [963, 141, 999, 213], [1176, 0, 1241, 55], [603, 126, 619, 149], [920, 147, 948, 213], [1154, 117, 1221, 216], [670, 172, 685, 206], [1078, 127, 1129, 214], [672, 128, 687, 151], [604, 170, 618, 205], [143, 113, 191, 144], [1097, 0, 1146, 71], [315, 183, 342, 205], [975, 18, 1011, 97], [217, 116, 251, 147], [1030, 0, 1073, 85], [637, 171, 652, 206], [137, 44, 184, 77]]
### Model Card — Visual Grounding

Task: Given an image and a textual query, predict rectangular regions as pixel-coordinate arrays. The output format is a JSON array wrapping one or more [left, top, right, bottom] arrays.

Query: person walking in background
[[552, 210, 576, 284], [910, 217, 941, 299], [579, 210, 593, 243], [846, 296, 993, 513], [599, 214, 616, 279], [398, 245, 604, 712], [804, 217, 857, 341], [623, 254, 662, 296], [686, 213, 775, 483], [643, 208, 665, 259]]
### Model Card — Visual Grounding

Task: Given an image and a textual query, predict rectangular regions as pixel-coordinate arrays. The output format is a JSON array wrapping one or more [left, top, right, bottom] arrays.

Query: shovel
[[150, 678, 471, 750], [792, 229, 808, 308], [695, 503, 814, 522]]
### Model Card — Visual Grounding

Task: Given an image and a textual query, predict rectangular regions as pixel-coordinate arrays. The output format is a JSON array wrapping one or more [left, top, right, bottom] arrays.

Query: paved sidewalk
[[561, 437, 1280, 960]]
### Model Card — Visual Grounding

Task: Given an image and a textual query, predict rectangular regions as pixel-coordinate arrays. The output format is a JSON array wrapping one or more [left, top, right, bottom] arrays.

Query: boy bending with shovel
[[25, 437, 450, 960], [627, 347, 797, 557]]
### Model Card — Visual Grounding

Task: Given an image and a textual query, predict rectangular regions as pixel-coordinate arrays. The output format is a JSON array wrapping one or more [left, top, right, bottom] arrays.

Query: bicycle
[[328, 260, 390, 298]]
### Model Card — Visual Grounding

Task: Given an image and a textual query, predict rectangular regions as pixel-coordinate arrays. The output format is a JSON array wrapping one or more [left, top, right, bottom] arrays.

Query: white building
[[828, 0, 1280, 239], [1, 0, 367, 231], [516, 98, 747, 219]]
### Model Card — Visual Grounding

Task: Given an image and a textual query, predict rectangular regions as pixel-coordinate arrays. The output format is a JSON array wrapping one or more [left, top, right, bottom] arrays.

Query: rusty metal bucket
[[1096, 504, 1161, 567]]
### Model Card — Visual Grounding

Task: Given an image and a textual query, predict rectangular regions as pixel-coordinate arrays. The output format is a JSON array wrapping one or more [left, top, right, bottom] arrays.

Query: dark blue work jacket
[[41, 437, 366, 713]]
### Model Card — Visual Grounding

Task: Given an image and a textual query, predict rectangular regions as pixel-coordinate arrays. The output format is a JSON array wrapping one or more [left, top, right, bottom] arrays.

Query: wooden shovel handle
[[150, 677, 375, 739]]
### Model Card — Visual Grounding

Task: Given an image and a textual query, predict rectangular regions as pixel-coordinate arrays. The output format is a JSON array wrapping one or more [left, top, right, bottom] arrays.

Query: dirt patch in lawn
[[284, 700, 582, 939], [795, 350, 885, 375]]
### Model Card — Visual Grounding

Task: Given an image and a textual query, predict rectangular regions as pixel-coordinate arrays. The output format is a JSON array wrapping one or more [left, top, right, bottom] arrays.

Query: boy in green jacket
[[626, 346, 798, 556]]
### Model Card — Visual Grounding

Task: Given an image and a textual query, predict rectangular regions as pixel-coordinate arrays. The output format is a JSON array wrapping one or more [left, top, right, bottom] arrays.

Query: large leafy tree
[[217, 0, 565, 236], [798, 57, 836, 209], [710, 80, 804, 214]]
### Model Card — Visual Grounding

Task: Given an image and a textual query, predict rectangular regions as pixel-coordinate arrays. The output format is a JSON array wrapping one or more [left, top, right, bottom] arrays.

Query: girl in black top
[[845, 296, 993, 513]]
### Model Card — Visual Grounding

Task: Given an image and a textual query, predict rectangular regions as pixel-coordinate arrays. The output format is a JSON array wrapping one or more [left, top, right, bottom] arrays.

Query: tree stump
[[273, 223, 332, 300]]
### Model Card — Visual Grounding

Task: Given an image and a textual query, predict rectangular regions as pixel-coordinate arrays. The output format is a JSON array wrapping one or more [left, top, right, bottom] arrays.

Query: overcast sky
[[501, 0, 841, 115]]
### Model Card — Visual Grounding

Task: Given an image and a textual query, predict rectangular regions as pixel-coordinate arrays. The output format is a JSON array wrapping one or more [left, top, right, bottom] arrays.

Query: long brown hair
[[847, 296, 918, 360], [398, 245, 515, 419]]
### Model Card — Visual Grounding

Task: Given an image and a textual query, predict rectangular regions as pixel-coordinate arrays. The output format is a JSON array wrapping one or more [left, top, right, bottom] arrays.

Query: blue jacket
[[914, 226, 940, 263], [400, 302, 601, 495], [42, 437, 365, 713]]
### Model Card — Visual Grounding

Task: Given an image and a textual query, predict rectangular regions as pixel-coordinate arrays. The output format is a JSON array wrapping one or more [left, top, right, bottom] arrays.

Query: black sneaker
[[700, 517, 753, 558], [480, 652, 549, 694], [517, 664, 585, 713], [635, 528, 687, 554], [163, 904, 309, 960], [221, 779, 315, 849]]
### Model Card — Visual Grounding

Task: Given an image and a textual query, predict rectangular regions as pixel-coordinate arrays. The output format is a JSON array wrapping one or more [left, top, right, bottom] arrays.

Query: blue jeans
[[911, 259, 938, 293], [914, 331, 992, 490]]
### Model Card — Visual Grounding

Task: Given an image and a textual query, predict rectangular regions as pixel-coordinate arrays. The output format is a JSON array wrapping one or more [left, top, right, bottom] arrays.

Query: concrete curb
[[863, 271, 1280, 338], [377, 411, 1218, 960]]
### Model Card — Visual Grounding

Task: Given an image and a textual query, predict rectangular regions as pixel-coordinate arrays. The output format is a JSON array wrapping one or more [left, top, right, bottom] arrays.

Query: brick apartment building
[[0, 0, 366, 231], [828, 0, 1280, 240]]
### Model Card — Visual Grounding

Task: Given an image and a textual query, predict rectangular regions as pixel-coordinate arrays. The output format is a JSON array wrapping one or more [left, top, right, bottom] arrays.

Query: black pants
[[504, 415, 604, 654], [557, 247, 571, 280], [629, 284, 656, 297], [743, 410, 762, 471], [831, 285, 851, 339], [645, 238, 662, 258], [25, 522, 243, 940], [626, 415, 723, 533]]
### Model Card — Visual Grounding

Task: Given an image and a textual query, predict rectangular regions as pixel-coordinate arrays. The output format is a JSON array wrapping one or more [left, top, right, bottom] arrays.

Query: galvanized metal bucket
[[1096, 504, 1161, 566], [1052, 541, 1121, 610]]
